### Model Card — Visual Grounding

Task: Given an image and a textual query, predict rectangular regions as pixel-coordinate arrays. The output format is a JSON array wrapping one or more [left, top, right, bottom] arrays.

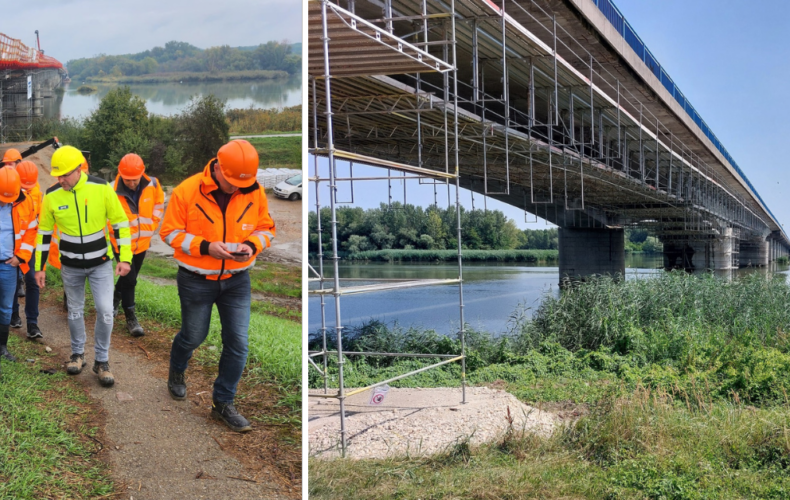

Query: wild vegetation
[[31, 88, 301, 182], [309, 272, 790, 499], [67, 41, 300, 81]]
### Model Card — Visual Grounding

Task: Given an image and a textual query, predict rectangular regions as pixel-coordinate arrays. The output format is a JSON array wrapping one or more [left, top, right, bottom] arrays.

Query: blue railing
[[591, 0, 777, 225]]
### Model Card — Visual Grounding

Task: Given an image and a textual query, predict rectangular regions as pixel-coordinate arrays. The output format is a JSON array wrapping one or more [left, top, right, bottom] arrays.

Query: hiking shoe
[[0, 345, 17, 362], [9, 314, 21, 329], [211, 401, 252, 433], [124, 307, 144, 337], [167, 368, 187, 400], [66, 353, 86, 374], [26, 323, 43, 340], [92, 361, 115, 387]]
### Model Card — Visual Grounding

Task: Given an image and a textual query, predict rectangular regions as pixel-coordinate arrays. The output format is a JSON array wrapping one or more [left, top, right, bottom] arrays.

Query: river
[[308, 255, 790, 336], [43, 75, 302, 119]]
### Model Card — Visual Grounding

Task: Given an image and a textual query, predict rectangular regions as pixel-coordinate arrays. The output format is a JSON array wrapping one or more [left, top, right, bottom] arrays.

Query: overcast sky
[[4, 0, 302, 64]]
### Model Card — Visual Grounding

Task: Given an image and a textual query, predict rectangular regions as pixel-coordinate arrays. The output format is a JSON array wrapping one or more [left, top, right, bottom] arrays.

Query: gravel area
[[309, 386, 559, 459]]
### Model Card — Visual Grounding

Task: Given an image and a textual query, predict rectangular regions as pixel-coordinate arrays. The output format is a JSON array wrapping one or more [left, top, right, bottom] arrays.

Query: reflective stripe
[[38, 229, 53, 236], [181, 233, 195, 255], [137, 217, 154, 225], [116, 238, 131, 245], [177, 262, 222, 275], [154, 204, 165, 210], [28, 220, 37, 229], [18, 230, 25, 237], [60, 248, 108, 260], [153, 210, 163, 218], [252, 231, 274, 248], [61, 230, 105, 244], [164, 229, 183, 245], [20, 243, 34, 252], [225, 242, 239, 252], [37, 244, 50, 251], [112, 220, 130, 229], [253, 234, 267, 251], [14, 234, 20, 241], [52, 235, 59, 244], [225, 260, 256, 275], [138, 230, 155, 237]]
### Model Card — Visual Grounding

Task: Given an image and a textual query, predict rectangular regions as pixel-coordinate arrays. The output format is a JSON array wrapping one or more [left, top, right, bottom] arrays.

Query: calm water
[[44, 75, 302, 119], [308, 255, 790, 336]]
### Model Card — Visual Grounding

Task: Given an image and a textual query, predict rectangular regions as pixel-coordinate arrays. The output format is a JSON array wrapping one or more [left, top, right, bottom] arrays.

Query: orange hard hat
[[81, 160, 89, 173], [217, 140, 259, 188], [118, 153, 145, 180], [16, 161, 38, 190], [2, 149, 22, 164], [0, 166, 21, 204]]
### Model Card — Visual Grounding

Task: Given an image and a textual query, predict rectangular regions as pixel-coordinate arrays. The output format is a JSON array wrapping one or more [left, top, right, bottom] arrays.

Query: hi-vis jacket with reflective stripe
[[25, 183, 42, 218], [9, 190, 38, 274], [109, 173, 165, 255], [159, 160, 275, 280], [35, 173, 132, 271]]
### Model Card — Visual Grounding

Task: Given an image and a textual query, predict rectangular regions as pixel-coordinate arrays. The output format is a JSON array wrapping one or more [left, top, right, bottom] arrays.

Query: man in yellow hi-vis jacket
[[34, 146, 132, 387]]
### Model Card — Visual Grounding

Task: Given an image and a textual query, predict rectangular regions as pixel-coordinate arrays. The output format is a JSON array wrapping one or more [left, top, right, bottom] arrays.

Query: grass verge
[[0, 335, 114, 499], [249, 136, 301, 170]]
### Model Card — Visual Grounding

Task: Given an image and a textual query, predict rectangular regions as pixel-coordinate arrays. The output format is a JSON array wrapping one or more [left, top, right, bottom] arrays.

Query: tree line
[[33, 87, 300, 182], [67, 41, 300, 80], [308, 203, 560, 254]]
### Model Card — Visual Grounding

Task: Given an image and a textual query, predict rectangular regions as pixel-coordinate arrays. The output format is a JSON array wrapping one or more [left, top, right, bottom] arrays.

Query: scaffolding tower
[[307, 0, 467, 457]]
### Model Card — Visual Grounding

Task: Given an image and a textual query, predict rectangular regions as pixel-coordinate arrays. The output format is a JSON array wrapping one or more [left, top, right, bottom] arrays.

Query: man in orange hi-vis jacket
[[109, 153, 165, 337], [159, 139, 274, 433]]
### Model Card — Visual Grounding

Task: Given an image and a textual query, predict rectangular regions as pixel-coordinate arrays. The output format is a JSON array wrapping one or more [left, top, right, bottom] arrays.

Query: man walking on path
[[11, 161, 44, 339], [109, 153, 165, 337], [160, 139, 274, 432], [0, 166, 38, 368], [35, 146, 132, 387]]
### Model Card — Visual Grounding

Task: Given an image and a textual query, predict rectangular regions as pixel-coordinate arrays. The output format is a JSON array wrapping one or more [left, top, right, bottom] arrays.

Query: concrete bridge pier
[[739, 238, 769, 267], [661, 230, 736, 271], [558, 227, 624, 283]]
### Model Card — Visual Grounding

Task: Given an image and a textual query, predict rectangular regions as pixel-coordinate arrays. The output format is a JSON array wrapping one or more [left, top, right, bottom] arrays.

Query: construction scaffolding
[[307, 0, 467, 457]]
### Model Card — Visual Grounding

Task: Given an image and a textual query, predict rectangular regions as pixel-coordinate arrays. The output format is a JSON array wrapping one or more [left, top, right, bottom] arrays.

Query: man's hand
[[35, 271, 46, 289], [4, 256, 20, 267], [208, 241, 234, 260], [116, 262, 131, 277], [230, 243, 254, 262]]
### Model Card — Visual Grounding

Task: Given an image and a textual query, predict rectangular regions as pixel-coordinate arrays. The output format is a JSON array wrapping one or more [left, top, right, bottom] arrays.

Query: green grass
[[345, 249, 559, 262], [309, 272, 790, 499], [134, 280, 300, 389], [139, 255, 301, 299], [248, 136, 301, 169], [0, 337, 114, 498]]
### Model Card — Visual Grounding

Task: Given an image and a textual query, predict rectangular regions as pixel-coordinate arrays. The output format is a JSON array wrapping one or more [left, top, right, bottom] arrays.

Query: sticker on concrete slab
[[369, 385, 390, 405], [115, 392, 134, 402]]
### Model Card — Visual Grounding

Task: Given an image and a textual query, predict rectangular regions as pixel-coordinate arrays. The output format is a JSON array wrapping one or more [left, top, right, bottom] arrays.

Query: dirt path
[[25, 304, 293, 499]]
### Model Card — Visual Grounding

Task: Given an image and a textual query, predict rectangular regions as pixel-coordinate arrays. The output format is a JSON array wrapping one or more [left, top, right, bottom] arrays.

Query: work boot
[[26, 323, 43, 340], [66, 353, 86, 375], [124, 307, 144, 337], [93, 361, 115, 387], [167, 368, 187, 400], [211, 401, 252, 433], [9, 314, 21, 329], [0, 324, 16, 362], [16, 274, 24, 298]]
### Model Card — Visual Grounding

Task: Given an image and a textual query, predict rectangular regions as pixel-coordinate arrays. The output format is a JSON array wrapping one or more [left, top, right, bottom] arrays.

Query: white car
[[273, 174, 302, 200]]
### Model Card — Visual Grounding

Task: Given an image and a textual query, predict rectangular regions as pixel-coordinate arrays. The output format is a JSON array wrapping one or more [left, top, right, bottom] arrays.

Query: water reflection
[[49, 75, 302, 119]]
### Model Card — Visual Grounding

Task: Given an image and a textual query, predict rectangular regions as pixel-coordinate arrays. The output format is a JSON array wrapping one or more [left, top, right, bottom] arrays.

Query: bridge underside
[[309, 0, 787, 278]]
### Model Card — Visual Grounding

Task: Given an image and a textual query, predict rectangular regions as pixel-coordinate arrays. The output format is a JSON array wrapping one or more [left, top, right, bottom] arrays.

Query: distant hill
[[67, 41, 301, 80]]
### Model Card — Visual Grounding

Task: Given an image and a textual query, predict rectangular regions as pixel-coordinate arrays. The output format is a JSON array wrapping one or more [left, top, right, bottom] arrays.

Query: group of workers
[[0, 139, 274, 432]]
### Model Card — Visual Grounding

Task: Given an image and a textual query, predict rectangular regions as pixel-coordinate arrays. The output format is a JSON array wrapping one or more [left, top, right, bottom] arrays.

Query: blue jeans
[[170, 268, 251, 404], [13, 265, 40, 323], [0, 263, 17, 325], [60, 261, 115, 362]]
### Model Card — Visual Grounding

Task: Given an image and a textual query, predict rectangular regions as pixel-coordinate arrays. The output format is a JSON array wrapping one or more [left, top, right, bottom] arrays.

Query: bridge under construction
[[0, 31, 64, 142], [308, 0, 790, 455]]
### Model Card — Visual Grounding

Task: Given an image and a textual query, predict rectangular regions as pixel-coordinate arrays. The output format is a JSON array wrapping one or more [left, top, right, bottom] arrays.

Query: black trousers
[[114, 251, 147, 309]]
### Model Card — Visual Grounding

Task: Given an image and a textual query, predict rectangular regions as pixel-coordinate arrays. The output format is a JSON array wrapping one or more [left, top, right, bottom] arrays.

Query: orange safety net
[[0, 32, 62, 70]]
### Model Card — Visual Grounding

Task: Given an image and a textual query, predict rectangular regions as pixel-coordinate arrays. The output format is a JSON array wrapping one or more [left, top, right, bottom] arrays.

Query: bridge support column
[[558, 227, 624, 283], [712, 228, 735, 270], [739, 238, 769, 267]]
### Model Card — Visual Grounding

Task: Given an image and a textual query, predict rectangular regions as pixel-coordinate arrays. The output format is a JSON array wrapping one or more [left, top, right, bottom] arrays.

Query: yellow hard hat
[[51, 146, 86, 177]]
